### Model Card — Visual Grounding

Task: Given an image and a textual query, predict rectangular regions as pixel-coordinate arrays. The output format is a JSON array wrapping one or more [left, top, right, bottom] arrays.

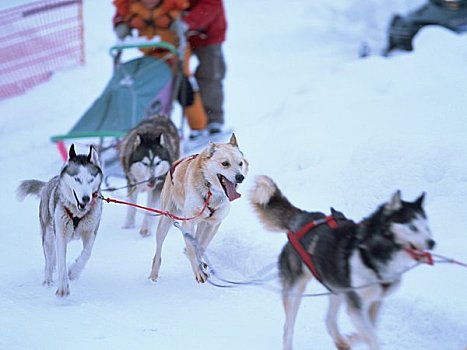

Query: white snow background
[[1, 1, 466, 349]]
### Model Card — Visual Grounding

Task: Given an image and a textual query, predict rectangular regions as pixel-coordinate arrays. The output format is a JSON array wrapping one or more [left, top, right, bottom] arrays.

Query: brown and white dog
[[149, 134, 248, 283]]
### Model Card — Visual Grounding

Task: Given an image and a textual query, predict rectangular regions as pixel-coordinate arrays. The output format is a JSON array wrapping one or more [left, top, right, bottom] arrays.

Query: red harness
[[170, 154, 198, 183], [287, 216, 338, 282]]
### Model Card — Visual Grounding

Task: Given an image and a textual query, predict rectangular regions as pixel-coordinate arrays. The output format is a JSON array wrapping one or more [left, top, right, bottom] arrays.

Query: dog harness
[[169, 154, 198, 183], [64, 192, 99, 230], [287, 215, 339, 283]]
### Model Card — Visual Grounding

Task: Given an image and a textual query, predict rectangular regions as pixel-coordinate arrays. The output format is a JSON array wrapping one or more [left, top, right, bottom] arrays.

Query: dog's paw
[[335, 340, 351, 350], [68, 267, 80, 281], [148, 273, 158, 282], [122, 222, 135, 229], [55, 284, 70, 297], [195, 270, 209, 283], [139, 227, 151, 237], [42, 278, 54, 287], [335, 333, 360, 350]]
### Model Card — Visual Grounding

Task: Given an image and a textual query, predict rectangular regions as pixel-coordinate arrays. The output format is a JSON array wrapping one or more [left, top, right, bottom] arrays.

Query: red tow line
[[99, 191, 212, 221]]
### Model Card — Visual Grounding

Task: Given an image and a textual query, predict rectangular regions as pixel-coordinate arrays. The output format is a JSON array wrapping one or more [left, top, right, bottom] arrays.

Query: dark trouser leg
[[193, 44, 226, 126]]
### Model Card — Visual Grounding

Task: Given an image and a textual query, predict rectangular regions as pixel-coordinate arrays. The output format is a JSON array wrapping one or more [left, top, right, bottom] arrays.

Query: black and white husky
[[119, 115, 180, 236], [17, 145, 103, 297], [249, 175, 435, 350]]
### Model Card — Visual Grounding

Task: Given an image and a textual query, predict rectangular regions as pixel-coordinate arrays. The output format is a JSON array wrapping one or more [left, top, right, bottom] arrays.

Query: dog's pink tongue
[[224, 178, 241, 201]]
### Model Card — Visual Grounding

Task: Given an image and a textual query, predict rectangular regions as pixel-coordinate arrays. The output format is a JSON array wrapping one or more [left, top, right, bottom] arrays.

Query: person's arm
[[112, 0, 131, 39], [113, 0, 130, 26], [183, 0, 222, 31]]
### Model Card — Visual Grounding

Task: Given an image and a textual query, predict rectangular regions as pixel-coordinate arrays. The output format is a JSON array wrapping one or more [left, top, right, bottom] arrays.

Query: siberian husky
[[149, 134, 248, 283], [16, 144, 103, 297], [249, 175, 435, 350], [119, 115, 180, 236]]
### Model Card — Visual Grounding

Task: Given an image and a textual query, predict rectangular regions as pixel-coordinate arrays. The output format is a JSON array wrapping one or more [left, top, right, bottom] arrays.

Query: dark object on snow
[[385, 0, 467, 54]]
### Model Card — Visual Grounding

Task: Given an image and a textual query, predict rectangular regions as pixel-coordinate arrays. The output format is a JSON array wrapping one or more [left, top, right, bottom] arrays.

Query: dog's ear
[[135, 134, 142, 147], [68, 144, 77, 161], [385, 190, 402, 213], [414, 192, 425, 208], [208, 142, 216, 158], [88, 146, 101, 167], [229, 133, 238, 148], [330, 207, 345, 219]]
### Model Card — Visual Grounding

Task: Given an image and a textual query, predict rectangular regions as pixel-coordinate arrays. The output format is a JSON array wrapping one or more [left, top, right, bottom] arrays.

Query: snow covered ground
[[1, 1, 466, 349]]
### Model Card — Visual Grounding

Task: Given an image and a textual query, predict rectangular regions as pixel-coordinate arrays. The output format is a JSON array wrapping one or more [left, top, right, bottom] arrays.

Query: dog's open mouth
[[217, 174, 241, 201], [405, 243, 433, 265]]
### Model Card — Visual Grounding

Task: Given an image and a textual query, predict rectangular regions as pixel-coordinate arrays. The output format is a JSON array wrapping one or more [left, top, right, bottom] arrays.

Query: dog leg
[[326, 294, 350, 350], [122, 190, 137, 229], [369, 300, 382, 326], [197, 222, 221, 251], [282, 275, 308, 350], [346, 299, 380, 350], [140, 189, 157, 237], [42, 224, 55, 286], [183, 221, 208, 283], [55, 228, 70, 297], [68, 231, 96, 281], [149, 214, 174, 282]]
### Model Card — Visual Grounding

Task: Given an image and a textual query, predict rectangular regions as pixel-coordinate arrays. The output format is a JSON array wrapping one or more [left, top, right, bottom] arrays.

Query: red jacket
[[183, 0, 227, 49]]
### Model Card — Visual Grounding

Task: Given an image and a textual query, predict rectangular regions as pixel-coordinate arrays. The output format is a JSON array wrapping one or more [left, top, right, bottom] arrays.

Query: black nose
[[235, 174, 245, 183], [427, 239, 436, 250], [82, 195, 90, 204]]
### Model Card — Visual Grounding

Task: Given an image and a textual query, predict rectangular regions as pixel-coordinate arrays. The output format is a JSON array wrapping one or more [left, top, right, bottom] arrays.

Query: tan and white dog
[[149, 134, 248, 283]]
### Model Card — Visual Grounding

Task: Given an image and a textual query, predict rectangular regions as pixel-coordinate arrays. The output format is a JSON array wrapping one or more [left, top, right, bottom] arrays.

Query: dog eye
[[409, 224, 418, 232], [142, 161, 150, 167], [74, 177, 82, 184], [239, 161, 243, 167], [221, 161, 230, 167]]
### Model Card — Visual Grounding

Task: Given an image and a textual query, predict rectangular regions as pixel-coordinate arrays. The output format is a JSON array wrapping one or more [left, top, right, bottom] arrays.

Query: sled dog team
[[17, 115, 436, 350]]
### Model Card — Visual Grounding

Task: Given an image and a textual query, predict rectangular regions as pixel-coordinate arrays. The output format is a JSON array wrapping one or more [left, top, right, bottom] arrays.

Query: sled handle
[[109, 40, 178, 58]]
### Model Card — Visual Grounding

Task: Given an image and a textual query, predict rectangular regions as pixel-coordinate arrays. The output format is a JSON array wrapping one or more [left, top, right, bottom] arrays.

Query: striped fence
[[0, 0, 84, 100]]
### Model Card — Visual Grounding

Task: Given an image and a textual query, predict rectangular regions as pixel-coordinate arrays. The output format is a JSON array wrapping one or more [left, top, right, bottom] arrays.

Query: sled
[[50, 36, 184, 175]]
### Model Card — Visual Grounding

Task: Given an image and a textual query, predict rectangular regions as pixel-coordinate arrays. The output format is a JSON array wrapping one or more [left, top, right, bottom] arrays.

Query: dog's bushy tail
[[249, 175, 302, 232], [16, 180, 46, 201]]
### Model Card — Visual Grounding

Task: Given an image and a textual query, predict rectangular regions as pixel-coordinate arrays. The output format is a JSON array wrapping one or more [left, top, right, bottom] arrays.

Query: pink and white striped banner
[[0, 0, 84, 100]]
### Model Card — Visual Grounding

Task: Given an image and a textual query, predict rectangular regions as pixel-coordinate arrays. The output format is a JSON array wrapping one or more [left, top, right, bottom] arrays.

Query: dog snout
[[81, 195, 90, 205], [426, 239, 436, 250], [235, 174, 245, 183]]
